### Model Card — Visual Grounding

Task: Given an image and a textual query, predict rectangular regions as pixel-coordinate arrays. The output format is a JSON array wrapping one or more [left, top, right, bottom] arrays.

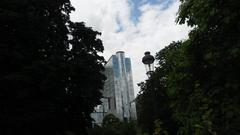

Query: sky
[[70, 0, 190, 97]]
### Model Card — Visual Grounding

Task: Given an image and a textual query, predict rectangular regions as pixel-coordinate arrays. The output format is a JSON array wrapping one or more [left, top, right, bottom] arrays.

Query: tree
[[136, 42, 182, 135], [138, 0, 240, 135], [0, 0, 105, 135], [88, 114, 137, 135], [176, 0, 240, 134], [102, 114, 121, 129]]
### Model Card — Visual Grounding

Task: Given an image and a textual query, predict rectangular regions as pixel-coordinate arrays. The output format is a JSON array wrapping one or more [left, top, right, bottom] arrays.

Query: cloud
[[70, 0, 190, 96]]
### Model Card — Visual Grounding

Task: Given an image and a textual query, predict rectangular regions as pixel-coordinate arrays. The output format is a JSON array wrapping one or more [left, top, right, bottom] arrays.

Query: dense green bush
[[88, 114, 137, 135]]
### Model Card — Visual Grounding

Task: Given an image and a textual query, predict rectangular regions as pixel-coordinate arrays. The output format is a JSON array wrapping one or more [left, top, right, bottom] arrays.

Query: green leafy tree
[[153, 119, 168, 135], [137, 0, 240, 135], [0, 0, 105, 135], [88, 114, 137, 135], [102, 114, 121, 130], [136, 42, 182, 135], [89, 114, 120, 135], [119, 120, 137, 135], [176, 0, 240, 134]]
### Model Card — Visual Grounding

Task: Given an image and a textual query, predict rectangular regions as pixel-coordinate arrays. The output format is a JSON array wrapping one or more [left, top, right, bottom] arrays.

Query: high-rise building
[[91, 51, 137, 124]]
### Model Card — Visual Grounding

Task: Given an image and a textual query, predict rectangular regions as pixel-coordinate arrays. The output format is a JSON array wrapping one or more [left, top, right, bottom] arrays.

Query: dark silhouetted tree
[[88, 114, 137, 135], [136, 42, 182, 135], [0, 0, 105, 135]]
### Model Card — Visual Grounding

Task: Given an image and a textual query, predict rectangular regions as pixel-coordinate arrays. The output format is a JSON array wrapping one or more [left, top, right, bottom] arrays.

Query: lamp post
[[142, 51, 155, 77]]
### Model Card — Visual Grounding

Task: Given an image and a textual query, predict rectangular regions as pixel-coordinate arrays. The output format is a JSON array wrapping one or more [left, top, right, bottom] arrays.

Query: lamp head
[[142, 51, 155, 77]]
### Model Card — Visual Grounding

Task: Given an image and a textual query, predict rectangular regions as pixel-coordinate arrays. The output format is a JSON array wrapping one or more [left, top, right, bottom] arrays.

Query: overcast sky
[[70, 0, 190, 96]]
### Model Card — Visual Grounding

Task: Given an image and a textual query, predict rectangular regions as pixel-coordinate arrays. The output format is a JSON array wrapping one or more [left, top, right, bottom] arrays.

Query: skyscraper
[[91, 51, 137, 124]]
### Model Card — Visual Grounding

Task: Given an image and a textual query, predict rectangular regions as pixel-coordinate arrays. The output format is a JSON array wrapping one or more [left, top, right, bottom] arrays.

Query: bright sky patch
[[128, 0, 175, 24]]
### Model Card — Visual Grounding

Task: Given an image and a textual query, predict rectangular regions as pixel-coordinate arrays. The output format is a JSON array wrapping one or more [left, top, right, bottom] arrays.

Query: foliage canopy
[[136, 0, 240, 135], [0, 0, 106, 134]]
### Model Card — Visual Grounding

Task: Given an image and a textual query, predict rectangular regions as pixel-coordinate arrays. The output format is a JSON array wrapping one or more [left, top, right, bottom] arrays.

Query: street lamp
[[142, 51, 155, 77]]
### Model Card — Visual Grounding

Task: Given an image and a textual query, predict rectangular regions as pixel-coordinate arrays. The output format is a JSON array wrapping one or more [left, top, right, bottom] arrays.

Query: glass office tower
[[91, 51, 137, 124]]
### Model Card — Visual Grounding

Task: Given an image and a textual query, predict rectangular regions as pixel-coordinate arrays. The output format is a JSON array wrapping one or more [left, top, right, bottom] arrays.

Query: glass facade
[[91, 51, 137, 125]]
